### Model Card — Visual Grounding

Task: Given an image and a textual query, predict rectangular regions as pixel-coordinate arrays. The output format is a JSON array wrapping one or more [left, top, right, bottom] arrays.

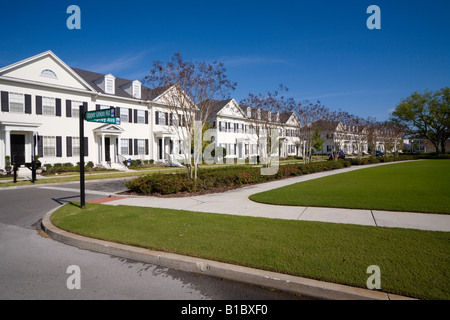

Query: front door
[[105, 137, 111, 162], [11, 134, 26, 165]]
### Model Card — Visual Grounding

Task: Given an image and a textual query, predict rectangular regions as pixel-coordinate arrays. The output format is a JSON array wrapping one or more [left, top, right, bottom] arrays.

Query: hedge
[[125, 160, 350, 195]]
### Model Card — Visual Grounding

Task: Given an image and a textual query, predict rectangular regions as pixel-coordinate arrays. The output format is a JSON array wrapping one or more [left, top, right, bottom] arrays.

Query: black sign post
[[79, 106, 116, 209], [79, 105, 86, 209]]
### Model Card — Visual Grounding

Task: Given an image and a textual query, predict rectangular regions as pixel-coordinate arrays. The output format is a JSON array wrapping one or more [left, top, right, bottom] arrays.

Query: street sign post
[[79, 106, 121, 209], [79, 105, 86, 209], [88, 117, 121, 125], [85, 108, 115, 121]]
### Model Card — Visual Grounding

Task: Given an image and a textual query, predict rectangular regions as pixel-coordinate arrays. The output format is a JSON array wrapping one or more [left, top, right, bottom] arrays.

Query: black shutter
[[128, 108, 133, 123], [84, 137, 89, 156], [155, 111, 159, 124], [37, 136, 43, 157], [128, 139, 133, 156], [66, 137, 72, 157], [115, 107, 120, 119], [36, 96, 42, 115], [169, 113, 173, 126], [55, 98, 62, 116], [134, 109, 138, 123], [1, 91, 8, 112], [145, 139, 149, 155], [24, 94, 32, 114], [66, 100, 72, 117], [96, 104, 100, 110], [165, 113, 168, 125], [145, 110, 148, 124], [134, 139, 138, 155], [56, 136, 62, 157]]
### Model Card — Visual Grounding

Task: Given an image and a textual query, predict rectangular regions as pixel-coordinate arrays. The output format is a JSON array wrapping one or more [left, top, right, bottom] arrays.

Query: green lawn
[[51, 202, 450, 300], [250, 160, 450, 214]]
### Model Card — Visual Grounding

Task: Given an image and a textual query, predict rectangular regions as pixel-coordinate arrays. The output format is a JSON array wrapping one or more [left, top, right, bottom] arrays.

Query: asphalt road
[[0, 178, 307, 300]]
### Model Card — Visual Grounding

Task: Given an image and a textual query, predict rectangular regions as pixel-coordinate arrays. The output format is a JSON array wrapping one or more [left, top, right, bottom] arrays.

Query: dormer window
[[104, 74, 115, 94], [132, 81, 141, 99]]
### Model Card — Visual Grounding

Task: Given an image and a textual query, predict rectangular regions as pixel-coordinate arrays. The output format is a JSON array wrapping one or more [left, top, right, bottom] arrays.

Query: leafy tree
[[391, 87, 450, 155]]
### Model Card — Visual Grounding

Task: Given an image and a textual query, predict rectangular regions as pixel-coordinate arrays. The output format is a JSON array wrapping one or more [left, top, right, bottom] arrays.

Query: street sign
[[85, 108, 115, 121], [88, 117, 121, 125]]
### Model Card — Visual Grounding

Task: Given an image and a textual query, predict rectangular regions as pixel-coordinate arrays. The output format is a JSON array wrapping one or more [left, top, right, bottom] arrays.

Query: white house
[[203, 99, 301, 160], [0, 50, 175, 171], [0, 51, 302, 174]]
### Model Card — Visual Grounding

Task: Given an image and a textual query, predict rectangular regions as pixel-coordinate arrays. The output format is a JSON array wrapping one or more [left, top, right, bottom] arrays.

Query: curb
[[41, 206, 415, 300]]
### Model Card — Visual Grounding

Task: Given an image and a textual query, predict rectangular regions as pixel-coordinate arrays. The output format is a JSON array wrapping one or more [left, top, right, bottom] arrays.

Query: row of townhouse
[[203, 99, 301, 161], [314, 121, 403, 156], [0, 51, 301, 172]]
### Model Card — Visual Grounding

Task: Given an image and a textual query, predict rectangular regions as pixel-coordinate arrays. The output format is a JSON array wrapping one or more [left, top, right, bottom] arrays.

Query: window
[[137, 139, 145, 155], [133, 83, 141, 99], [40, 69, 57, 79], [71, 101, 83, 118], [137, 110, 145, 124], [120, 108, 129, 123], [44, 136, 56, 157], [43, 97, 55, 116], [9, 92, 24, 113], [121, 139, 129, 155], [105, 78, 114, 94], [157, 111, 166, 125], [72, 137, 80, 156]]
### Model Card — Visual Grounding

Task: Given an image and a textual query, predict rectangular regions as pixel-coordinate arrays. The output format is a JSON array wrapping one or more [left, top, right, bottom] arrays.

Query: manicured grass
[[250, 160, 450, 214], [51, 202, 450, 300]]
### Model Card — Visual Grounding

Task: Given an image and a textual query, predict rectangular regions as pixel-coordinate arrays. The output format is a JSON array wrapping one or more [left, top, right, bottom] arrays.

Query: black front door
[[11, 134, 26, 165], [105, 137, 111, 162]]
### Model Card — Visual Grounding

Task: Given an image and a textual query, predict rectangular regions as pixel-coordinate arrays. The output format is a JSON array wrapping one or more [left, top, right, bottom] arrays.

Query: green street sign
[[85, 108, 115, 121], [88, 117, 121, 125]]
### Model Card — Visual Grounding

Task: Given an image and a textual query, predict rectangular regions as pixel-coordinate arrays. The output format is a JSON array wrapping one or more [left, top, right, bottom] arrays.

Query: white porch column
[[161, 136, 166, 161], [117, 136, 121, 162], [5, 130, 11, 158], [101, 133, 105, 164]]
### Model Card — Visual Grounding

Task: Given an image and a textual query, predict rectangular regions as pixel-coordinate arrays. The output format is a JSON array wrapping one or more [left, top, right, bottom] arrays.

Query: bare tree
[[294, 101, 329, 163], [240, 85, 292, 164], [144, 52, 236, 179]]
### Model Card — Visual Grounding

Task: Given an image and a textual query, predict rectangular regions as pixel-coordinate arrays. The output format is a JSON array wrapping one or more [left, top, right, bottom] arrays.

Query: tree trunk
[[441, 139, 447, 154]]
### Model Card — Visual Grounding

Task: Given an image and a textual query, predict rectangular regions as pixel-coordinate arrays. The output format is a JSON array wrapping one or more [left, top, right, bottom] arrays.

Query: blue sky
[[1, 0, 449, 120]]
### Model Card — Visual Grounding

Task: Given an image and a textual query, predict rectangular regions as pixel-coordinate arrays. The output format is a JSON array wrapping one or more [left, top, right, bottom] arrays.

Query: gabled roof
[[71, 68, 165, 101], [0, 50, 96, 92], [200, 98, 245, 121]]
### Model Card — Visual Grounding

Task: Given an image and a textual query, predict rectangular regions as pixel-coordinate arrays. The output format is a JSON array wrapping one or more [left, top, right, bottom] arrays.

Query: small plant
[[5, 155, 11, 166]]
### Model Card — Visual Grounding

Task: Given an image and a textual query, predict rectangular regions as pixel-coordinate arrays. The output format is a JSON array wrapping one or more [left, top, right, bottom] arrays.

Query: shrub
[[126, 160, 351, 196]]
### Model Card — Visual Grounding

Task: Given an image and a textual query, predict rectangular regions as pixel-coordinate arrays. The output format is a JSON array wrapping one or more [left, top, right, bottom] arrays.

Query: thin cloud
[[221, 55, 289, 67], [83, 49, 156, 75]]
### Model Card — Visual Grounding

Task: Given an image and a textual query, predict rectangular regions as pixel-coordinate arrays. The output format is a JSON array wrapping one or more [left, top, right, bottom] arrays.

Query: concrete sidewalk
[[104, 162, 450, 232]]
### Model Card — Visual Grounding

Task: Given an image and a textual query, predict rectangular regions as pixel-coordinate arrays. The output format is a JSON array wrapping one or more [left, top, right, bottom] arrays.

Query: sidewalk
[[104, 162, 450, 232]]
